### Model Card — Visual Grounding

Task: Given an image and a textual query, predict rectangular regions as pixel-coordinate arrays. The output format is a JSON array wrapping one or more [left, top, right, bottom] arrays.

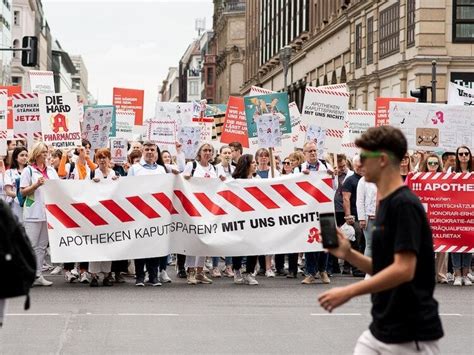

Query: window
[[367, 17, 374, 64], [13, 10, 19, 26], [407, 0, 415, 47], [12, 76, 21, 86], [72, 78, 81, 90], [207, 67, 213, 85], [379, 3, 400, 58], [189, 81, 199, 96], [453, 0, 474, 42], [12, 39, 19, 58], [355, 23, 362, 69]]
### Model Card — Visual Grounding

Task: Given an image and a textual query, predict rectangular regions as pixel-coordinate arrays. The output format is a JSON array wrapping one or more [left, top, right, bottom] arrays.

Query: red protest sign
[[220, 96, 249, 148], [0, 85, 22, 129], [375, 97, 415, 127], [407, 172, 474, 253], [112, 87, 144, 126]]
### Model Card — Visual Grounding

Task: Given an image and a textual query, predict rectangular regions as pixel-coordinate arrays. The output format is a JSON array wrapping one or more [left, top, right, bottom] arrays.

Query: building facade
[[199, 30, 216, 104], [51, 39, 76, 93], [0, 0, 12, 85], [178, 39, 202, 102], [211, 0, 245, 104], [159, 66, 179, 102], [70, 55, 88, 103], [242, 0, 474, 110]]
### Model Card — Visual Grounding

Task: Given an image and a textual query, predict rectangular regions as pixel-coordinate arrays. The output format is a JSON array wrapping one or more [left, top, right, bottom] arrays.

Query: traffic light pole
[[431, 60, 437, 103]]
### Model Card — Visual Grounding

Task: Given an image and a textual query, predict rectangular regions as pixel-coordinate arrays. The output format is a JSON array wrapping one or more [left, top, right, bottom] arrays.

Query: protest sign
[[205, 104, 227, 117], [319, 83, 349, 92], [43, 172, 334, 262], [28, 70, 55, 94], [82, 106, 115, 151], [110, 138, 128, 164], [177, 126, 201, 159], [256, 114, 281, 148], [146, 119, 177, 154], [115, 110, 135, 140], [38, 93, 81, 149], [244, 92, 291, 139], [389, 102, 474, 151], [447, 82, 474, 106], [407, 172, 474, 253], [302, 86, 350, 153], [220, 96, 249, 148], [113, 87, 144, 126], [341, 110, 375, 156], [0, 85, 22, 129], [155, 101, 194, 128], [375, 97, 415, 126], [289, 102, 305, 149], [12, 93, 42, 147], [249, 86, 274, 96], [0, 91, 7, 155]]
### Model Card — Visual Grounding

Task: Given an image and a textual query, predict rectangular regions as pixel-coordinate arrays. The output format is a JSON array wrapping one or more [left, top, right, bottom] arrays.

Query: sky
[[42, 0, 214, 118]]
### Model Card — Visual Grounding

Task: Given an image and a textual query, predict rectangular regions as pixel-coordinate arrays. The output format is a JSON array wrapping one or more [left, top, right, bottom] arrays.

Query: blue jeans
[[304, 252, 328, 275], [451, 253, 472, 271], [212, 256, 232, 268]]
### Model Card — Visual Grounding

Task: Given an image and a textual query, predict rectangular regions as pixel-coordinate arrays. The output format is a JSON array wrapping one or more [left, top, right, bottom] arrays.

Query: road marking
[[117, 313, 179, 317], [310, 313, 362, 316], [6, 313, 60, 316], [439, 313, 462, 316]]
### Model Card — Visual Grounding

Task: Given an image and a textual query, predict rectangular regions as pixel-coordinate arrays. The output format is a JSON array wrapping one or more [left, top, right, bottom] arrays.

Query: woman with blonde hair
[[20, 142, 59, 286]]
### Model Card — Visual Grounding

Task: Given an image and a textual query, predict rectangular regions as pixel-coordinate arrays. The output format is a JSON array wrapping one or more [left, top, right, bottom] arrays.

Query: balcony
[[214, 1, 246, 23]]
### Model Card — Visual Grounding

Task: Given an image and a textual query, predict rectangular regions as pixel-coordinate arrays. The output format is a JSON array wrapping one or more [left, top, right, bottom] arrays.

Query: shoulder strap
[[90, 169, 95, 179], [191, 161, 197, 177], [68, 162, 75, 179], [319, 159, 328, 169]]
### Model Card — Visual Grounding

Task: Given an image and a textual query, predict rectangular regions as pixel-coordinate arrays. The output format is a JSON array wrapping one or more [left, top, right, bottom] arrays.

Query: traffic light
[[21, 36, 38, 67], [410, 86, 428, 103]]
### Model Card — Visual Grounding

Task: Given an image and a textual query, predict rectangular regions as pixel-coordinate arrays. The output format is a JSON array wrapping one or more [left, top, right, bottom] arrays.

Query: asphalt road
[[0, 272, 472, 354]]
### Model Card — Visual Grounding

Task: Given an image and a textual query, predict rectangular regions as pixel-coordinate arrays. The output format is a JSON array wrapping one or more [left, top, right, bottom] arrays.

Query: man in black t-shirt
[[318, 126, 443, 354]]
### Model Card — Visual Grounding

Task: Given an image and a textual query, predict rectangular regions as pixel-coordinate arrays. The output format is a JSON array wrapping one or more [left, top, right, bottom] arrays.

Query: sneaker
[[90, 277, 99, 287], [437, 278, 448, 284], [160, 270, 172, 283], [64, 271, 77, 283], [320, 272, 331, 284], [463, 277, 472, 286], [223, 266, 234, 278], [79, 272, 90, 284], [33, 275, 53, 287], [467, 273, 474, 282], [257, 268, 265, 276], [115, 274, 125, 283], [211, 267, 222, 278], [275, 269, 287, 276], [234, 270, 244, 284], [196, 272, 213, 284], [301, 275, 316, 285], [148, 277, 162, 287], [42, 263, 53, 272], [50, 266, 62, 275], [103, 277, 113, 287], [205, 259, 213, 270], [187, 270, 198, 285], [135, 278, 145, 287], [286, 272, 297, 279], [265, 270, 275, 278], [453, 276, 463, 286], [177, 269, 187, 279], [244, 273, 259, 285], [446, 272, 454, 282]]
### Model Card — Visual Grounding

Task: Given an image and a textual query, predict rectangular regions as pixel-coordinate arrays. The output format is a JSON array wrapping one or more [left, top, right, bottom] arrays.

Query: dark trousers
[[111, 260, 128, 273], [258, 255, 266, 271], [233, 255, 258, 274], [177, 254, 186, 271], [305, 252, 328, 275], [275, 253, 298, 274], [134, 258, 159, 281], [158, 256, 168, 271], [64, 262, 88, 271]]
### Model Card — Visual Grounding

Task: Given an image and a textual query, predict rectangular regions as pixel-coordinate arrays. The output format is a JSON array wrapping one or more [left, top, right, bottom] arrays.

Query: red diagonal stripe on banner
[[322, 178, 333, 189], [100, 200, 135, 222], [174, 190, 201, 217], [45, 204, 80, 228], [271, 184, 306, 206], [296, 182, 332, 203], [244, 187, 280, 209], [126, 196, 161, 219], [47, 223, 53, 230], [217, 190, 255, 212], [152, 193, 179, 214], [71, 203, 109, 226], [194, 193, 227, 215]]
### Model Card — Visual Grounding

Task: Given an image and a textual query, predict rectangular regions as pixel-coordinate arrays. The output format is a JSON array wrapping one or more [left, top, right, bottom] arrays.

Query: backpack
[[67, 162, 75, 180], [0, 200, 36, 310], [16, 166, 32, 208], [190, 160, 217, 177]]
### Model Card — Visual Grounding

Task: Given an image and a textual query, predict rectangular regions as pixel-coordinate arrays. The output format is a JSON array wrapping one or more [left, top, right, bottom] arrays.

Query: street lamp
[[279, 45, 292, 92]]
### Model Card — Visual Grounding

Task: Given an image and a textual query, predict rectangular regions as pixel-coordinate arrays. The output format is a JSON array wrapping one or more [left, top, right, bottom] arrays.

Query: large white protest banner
[[28, 70, 55, 94], [82, 106, 115, 150], [12, 93, 42, 147], [0, 91, 7, 155], [389, 102, 474, 151], [115, 110, 135, 140], [341, 110, 375, 156], [447, 82, 474, 106], [301, 86, 350, 153], [38, 93, 82, 148], [43, 173, 334, 262]]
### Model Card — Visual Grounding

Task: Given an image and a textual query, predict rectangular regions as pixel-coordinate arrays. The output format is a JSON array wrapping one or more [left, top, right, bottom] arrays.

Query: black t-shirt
[[370, 186, 443, 343], [342, 173, 361, 219]]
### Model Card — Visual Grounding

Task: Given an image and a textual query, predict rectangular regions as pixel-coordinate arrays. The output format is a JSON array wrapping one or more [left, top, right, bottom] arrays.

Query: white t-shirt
[[127, 159, 167, 176], [89, 168, 118, 180], [19, 165, 59, 222], [3, 168, 21, 205], [183, 161, 218, 178], [216, 163, 235, 179], [63, 161, 93, 180]]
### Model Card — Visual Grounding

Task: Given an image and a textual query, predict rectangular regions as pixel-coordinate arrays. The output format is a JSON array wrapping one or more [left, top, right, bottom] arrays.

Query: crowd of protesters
[[0, 137, 472, 289]]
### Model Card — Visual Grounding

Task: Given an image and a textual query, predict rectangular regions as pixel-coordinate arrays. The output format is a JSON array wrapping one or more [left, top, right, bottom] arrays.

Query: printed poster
[[110, 138, 128, 164], [341, 110, 375, 156], [38, 93, 82, 148], [155, 102, 194, 128], [28, 70, 55, 94], [289, 101, 305, 149], [0, 85, 22, 129], [256, 114, 281, 148], [0, 91, 7, 155], [375, 97, 415, 126], [82, 106, 115, 150], [147, 119, 177, 154], [177, 126, 201, 159], [220, 96, 249, 148], [115, 110, 135, 140], [447, 82, 474, 106], [205, 104, 227, 117], [113, 87, 144, 126], [12, 93, 42, 147], [244, 92, 291, 139], [389, 102, 474, 151]]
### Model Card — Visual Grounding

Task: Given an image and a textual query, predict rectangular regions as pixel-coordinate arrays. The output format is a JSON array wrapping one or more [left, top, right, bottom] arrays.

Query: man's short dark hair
[[355, 126, 407, 163], [229, 142, 243, 154], [441, 151, 455, 162]]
